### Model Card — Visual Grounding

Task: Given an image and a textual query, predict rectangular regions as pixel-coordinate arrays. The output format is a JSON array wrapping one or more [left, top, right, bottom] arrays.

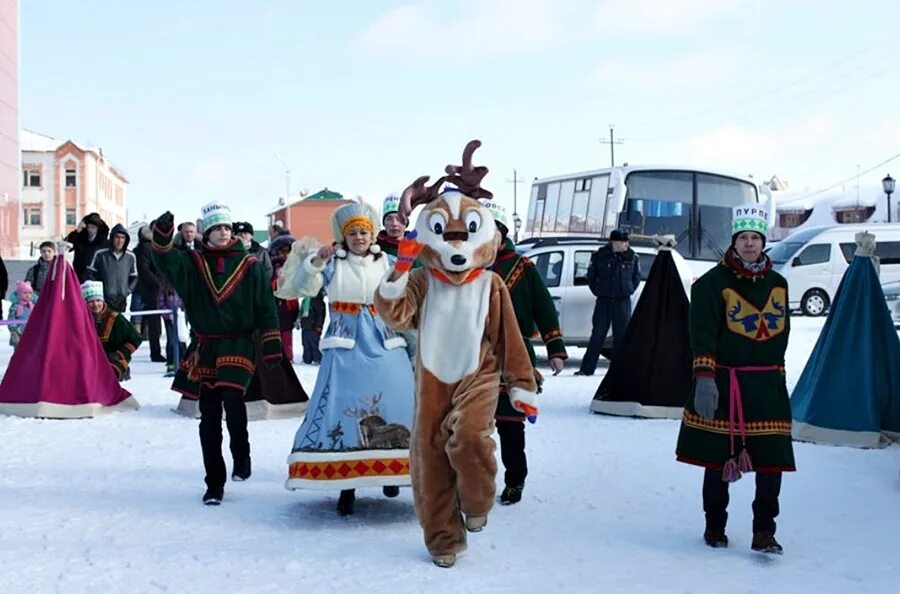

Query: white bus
[[522, 165, 772, 276]]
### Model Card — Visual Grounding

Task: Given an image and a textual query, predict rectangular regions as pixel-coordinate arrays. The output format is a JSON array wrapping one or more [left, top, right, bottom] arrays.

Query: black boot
[[704, 527, 729, 548], [337, 489, 355, 516], [382, 486, 400, 498], [232, 456, 251, 481], [499, 485, 524, 505], [203, 487, 223, 506], [751, 531, 783, 554]]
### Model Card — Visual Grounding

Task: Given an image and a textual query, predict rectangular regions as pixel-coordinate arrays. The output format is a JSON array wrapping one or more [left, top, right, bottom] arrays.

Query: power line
[[788, 152, 900, 202]]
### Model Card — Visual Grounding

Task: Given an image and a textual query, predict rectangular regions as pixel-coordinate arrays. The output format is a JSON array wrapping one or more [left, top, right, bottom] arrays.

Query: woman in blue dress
[[280, 201, 415, 516]]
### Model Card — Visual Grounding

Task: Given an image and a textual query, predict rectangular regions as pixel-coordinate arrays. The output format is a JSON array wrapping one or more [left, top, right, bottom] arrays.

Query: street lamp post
[[275, 153, 292, 231], [883, 174, 895, 223], [512, 213, 522, 243]]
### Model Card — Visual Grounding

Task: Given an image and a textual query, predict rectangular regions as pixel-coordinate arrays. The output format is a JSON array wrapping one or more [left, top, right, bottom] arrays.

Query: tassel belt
[[716, 364, 783, 482], [187, 331, 255, 381], [330, 301, 377, 316]]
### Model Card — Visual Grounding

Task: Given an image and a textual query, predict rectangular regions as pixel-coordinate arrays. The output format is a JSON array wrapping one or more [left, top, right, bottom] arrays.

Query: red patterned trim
[[330, 301, 377, 316], [542, 328, 563, 343], [98, 311, 116, 343], [191, 251, 256, 306], [124, 342, 138, 353], [288, 457, 410, 480], [692, 355, 717, 378], [681, 410, 792, 436], [215, 355, 256, 373], [502, 258, 531, 292], [151, 223, 174, 253]]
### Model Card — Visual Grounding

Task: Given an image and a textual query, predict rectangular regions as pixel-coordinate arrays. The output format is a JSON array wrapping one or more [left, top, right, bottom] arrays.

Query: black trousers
[[579, 297, 632, 375], [163, 319, 187, 366], [198, 386, 250, 491], [497, 420, 527, 488], [702, 469, 782, 534], [144, 313, 162, 358], [301, 329, 322, 363]]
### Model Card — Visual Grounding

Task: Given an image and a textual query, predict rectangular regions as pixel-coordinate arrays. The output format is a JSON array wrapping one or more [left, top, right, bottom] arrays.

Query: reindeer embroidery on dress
[[722, 287, 788, 341], [344, 393, 411, 449]]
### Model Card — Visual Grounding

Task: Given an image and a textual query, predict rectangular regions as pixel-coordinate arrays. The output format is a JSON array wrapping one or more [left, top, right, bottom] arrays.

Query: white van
[[767, 224, 900, 316]]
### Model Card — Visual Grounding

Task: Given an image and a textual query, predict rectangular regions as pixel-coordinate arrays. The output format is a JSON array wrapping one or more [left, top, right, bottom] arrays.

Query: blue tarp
[[791, 255, 900, 447]]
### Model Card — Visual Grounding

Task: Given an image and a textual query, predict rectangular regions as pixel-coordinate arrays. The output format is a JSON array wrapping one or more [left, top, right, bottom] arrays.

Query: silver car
[[884, 281, 900, 328], [519, 237, 694, 347]]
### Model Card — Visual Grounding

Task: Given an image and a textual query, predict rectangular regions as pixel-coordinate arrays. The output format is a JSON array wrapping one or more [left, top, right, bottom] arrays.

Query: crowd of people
[[1, 163, 792, 566]]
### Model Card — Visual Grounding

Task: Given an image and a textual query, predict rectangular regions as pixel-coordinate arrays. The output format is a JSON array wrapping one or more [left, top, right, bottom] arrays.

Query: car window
[[532, 251, 564, 288], [574, 251, 592, 286], [794, 243, 831, 266]]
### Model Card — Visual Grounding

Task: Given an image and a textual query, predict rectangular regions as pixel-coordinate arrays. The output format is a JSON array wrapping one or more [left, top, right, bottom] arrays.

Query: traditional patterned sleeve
[[526, 264, 567, 359], [689, 272, 723, 378], [117, 313, 143, 364], [253, 262, 282, 361], [488, 275, 538, 393], [149, 222, 192, 298]]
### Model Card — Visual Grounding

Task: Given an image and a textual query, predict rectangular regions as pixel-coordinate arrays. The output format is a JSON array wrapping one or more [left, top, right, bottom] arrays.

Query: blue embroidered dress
[[283, 250, 415, 490]]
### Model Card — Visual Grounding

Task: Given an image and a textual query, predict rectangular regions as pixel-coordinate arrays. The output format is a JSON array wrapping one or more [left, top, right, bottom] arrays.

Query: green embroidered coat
[[675, 250, 795, 472], [94, 305, 143, 380], [491, 238, 568, 421], [151, 225, 281, 397]]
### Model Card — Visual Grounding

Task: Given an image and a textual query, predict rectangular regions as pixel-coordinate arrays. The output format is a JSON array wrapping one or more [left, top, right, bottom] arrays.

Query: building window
[[65, 169, 77, 187], [23, 169, 41, 187], [779, 210, 812, 228], [834, 206, 875, 223], [66, 208, 76, 225], [23, 206, 42, 226]]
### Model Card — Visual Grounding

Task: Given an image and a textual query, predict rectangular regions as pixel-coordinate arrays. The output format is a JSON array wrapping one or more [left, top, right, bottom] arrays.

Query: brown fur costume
[[375, 141, 537, 564]]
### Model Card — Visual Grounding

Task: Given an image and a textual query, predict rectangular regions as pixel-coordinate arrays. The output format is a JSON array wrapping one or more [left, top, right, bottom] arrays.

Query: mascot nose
[[451, 254, 467, 266]]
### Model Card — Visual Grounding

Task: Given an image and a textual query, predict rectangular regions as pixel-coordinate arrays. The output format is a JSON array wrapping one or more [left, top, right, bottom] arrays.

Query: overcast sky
[[18, 0, 900, 227]]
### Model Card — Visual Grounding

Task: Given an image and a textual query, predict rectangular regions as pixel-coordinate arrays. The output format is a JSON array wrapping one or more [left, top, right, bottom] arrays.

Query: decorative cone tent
[[0, 254, 139, 418], [173, 334, 309, 420], [590, 235, 692, 418], [792, 231, 900, 448]]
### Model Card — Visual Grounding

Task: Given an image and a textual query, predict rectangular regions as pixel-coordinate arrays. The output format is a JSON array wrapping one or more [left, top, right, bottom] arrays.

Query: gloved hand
[[510, 388, 539, 424], [395, 231, 425, 274], [155, 211, 175, 233], [694, 376, 719, 419]]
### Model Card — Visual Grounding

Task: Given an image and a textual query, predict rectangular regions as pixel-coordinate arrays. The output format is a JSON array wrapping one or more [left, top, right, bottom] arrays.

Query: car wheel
[[801, 289, 829, 316]]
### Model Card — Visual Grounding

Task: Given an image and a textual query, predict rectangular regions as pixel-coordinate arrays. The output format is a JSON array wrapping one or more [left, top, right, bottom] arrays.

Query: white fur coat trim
[[378, 270, 409, 300]]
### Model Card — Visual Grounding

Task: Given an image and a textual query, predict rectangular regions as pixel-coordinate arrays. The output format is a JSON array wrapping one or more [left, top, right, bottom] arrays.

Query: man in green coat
[[151, 201, 282, 506], [675, 204, 794, 555], [82, 280, 143, 381], [484, 200, 567, 505]]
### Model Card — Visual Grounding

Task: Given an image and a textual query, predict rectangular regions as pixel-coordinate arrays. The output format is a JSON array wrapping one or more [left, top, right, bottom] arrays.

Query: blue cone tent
[[791, 234, 900, 448]]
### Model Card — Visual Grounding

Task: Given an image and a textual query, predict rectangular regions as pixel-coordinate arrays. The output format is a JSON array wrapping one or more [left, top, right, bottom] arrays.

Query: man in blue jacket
[[576, 229, 641, 375]]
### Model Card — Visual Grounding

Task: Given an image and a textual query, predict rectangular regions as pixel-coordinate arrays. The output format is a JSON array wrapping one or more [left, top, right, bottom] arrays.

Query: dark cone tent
[[174, 333, 309, 420], [590, 236, 692, 418], [0, 255, 139, 418], [792, 231, 900, 448]]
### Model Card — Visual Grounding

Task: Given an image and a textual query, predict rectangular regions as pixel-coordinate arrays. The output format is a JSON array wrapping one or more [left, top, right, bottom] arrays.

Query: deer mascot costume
[[375, 140, 538, 568]]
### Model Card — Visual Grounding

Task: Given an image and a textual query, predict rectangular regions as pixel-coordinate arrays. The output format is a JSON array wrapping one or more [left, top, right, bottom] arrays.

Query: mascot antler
[[444, 140, 493, 200], [398, 139, 493, 224]]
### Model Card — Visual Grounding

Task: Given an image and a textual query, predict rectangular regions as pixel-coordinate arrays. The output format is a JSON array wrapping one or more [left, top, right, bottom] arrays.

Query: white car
[[884, 281, 900, 328], [518, 237, 694, 347]]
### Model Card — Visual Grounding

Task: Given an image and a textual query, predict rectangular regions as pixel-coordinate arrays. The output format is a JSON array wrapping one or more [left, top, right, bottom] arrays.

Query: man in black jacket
[[234, 222, 274, 280], [133, 226, 166, 362], [576, 229, 641, 375], [66, 213, 110, 282]]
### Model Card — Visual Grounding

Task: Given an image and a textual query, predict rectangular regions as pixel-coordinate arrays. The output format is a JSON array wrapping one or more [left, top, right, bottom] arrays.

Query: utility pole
[[275, 153, 292, 231], [506, 168, 525, 243], [599, 124, 624, 167]]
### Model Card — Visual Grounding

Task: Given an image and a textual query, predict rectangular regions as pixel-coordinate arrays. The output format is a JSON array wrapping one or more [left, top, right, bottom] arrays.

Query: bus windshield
[[617, 170, 757, 261]]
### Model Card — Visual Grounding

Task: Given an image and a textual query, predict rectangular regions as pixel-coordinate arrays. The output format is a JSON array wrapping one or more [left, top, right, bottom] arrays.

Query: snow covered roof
[[831, 194, 877, 209], [20, 129, 63, 152]]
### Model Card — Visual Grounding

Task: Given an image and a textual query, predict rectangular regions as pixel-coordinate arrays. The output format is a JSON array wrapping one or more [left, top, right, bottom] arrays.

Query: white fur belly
[[419, 273, 492, 384]]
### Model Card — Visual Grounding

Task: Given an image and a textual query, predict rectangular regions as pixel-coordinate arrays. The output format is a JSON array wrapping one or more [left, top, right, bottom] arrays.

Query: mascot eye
[[428, 213, 446, 235], [464, 211, 481, 233]]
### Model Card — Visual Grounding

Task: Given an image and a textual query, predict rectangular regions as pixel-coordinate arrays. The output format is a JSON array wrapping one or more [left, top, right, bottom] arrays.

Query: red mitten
[[395, 231, 425, 274]]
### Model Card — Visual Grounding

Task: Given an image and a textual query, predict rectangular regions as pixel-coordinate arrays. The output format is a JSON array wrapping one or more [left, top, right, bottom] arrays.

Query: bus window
[[544, 183, 560, 232], [526, 185, 539, 235], [619, 171, 692, 259], [556, 180, 576, 232], [586, 174, 610, 233]]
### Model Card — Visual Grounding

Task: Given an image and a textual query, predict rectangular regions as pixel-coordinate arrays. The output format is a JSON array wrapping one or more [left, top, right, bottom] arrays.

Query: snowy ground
[[0, 319, 898, 594]]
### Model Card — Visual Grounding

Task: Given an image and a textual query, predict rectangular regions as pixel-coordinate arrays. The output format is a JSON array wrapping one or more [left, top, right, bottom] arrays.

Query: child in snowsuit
[[7, 280, 36, 348]]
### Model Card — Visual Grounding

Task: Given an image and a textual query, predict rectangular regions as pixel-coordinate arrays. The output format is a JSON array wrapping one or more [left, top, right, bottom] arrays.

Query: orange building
[[267, 188, 353, 245]]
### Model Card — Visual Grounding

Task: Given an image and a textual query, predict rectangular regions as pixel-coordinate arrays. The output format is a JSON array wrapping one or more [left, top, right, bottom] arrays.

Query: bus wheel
[[801, 289, 829, 316]]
